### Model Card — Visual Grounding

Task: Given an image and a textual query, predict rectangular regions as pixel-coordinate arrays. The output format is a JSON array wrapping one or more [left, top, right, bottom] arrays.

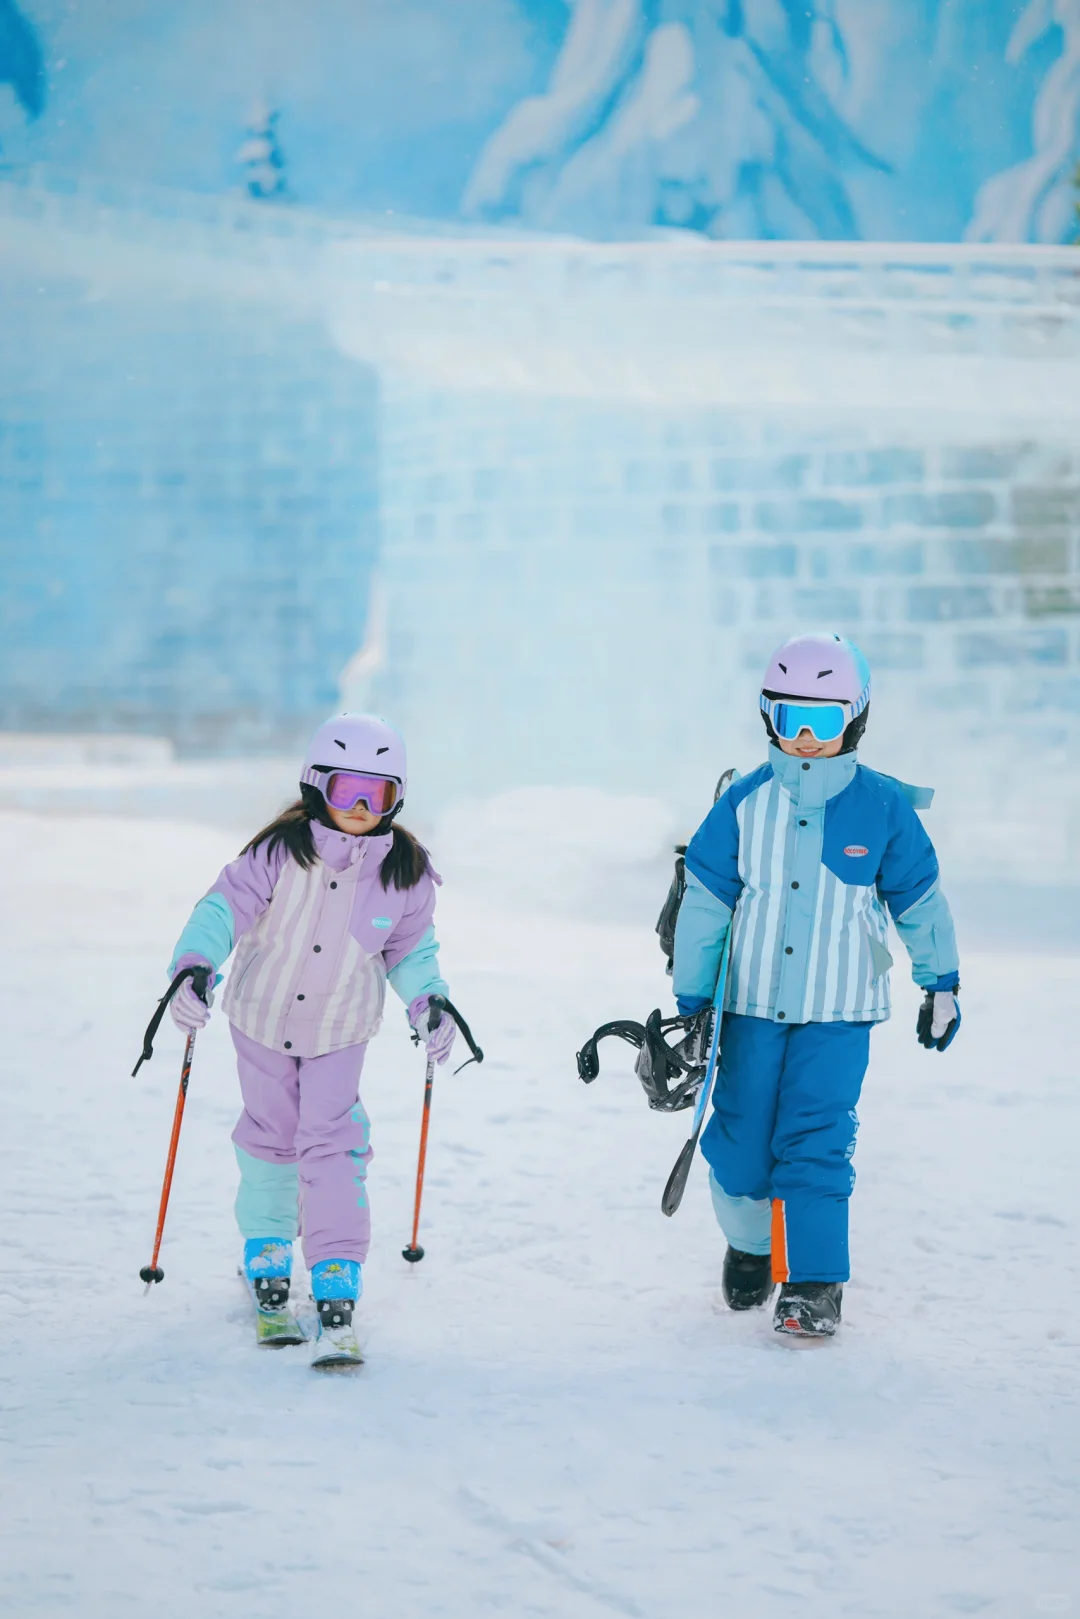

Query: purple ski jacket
[[169, 821, 447, 1058]]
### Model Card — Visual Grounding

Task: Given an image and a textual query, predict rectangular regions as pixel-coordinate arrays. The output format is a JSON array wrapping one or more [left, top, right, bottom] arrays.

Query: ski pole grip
[[422, 994, 484, 1069], [132, 964, 211, 1078]]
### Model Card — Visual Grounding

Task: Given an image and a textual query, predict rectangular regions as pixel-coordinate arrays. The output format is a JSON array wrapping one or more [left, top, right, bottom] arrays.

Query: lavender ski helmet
[[300, 713, 407, 824], [761, 632, 872, 752]]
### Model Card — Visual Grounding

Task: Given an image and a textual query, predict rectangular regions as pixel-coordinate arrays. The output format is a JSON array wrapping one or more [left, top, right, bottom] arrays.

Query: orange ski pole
[[402, 1052, 437, 1264], [134, 965, 210, 1291], [139, 1029, 197, 1291], [401, 994, 485, 1264]]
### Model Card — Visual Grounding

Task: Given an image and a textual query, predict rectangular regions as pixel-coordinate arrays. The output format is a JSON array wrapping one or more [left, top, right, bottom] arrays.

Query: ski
[[310, 1329, 364, 1372], [237, 1268, 308, 1349], [309, 1297, 363, 1370], [255, 1307, 308, 1349]]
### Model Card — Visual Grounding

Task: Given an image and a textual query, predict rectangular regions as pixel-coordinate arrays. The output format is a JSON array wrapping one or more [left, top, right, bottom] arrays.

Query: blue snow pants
[[699, 1013, 871, 1284]]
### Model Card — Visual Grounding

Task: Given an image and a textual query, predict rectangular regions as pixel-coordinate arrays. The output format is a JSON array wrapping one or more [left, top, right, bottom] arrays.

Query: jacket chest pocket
[[350, 895, 407, 955]]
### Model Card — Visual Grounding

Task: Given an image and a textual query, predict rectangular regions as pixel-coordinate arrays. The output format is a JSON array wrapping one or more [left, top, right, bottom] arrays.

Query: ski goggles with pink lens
[[303, 766, 402, 815], [760, 693, 861, 743]]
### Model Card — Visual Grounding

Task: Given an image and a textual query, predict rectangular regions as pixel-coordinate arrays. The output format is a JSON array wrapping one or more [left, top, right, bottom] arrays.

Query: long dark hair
[[241, 795, 432, 891]]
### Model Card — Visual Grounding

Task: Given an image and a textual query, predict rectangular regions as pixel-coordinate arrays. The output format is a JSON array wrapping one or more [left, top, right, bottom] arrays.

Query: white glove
[[917, 987, 960, 1052], [931, 992, 956, 1040]]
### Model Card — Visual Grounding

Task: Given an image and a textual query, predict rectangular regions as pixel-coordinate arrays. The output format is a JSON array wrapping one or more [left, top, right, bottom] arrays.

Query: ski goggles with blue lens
[[760, 694, 853, 743]]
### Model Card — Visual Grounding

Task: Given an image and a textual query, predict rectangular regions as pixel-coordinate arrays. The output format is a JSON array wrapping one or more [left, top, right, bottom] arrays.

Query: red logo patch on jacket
[[844, 844, 869, 857]]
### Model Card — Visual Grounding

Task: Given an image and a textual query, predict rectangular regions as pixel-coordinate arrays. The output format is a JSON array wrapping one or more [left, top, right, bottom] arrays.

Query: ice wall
[[3, 170, 1080, 885], [0, 172, 379, 751], [365, 390, 1080, 883], [327, 239, 1080, 882]]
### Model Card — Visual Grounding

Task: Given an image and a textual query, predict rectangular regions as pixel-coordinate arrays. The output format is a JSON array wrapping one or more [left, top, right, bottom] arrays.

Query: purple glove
[[169, 956, 215, 1033], [408, 995, 456, 1065]]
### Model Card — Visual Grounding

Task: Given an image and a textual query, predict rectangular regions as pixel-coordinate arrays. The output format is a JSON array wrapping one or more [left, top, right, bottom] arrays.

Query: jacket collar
[[768, 743, 857, 810], [311, 818, 394, 873]]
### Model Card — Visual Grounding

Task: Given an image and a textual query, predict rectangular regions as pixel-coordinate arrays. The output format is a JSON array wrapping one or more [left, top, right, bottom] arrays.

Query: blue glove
[[676, 994, 710, 1018], [916, 976, 960, 1052]]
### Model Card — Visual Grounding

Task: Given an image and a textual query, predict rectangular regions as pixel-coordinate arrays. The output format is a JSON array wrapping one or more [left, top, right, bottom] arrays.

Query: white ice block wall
[[0, 170, 380, 751], [335, 242, 1080, 877], [3, 172, 1079, 876]]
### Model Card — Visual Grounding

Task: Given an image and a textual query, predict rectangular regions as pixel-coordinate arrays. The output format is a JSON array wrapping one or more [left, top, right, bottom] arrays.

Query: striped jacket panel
[[222, 846, 389, 1056], [676, 745, 958, 1026], [171, 821, 443, 1058]]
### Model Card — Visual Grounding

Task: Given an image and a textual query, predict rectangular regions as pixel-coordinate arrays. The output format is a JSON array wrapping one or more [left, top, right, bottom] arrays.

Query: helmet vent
[[334, 739, 346, 750], [817, 669, 833, 678], [778, 662, 787, 673], [376, 745, 389, 754]]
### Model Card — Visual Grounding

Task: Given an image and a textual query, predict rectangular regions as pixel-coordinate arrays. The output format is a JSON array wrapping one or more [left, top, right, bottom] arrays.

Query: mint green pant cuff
[[709, 1169, 771, 1256], [234, 1146, 299, 1241]]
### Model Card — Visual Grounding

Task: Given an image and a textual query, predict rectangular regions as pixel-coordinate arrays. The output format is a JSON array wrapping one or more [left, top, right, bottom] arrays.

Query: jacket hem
[[226, 1013, 382, 1060], [724, 1002, 889, 1026]]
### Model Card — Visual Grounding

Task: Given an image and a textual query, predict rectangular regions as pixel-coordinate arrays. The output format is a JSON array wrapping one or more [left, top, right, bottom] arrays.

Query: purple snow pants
[[230, 1024, 372, 1267]]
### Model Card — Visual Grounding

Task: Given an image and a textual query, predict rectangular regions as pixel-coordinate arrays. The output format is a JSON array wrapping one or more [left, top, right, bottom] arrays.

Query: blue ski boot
[[310, 1259, 363, 1370], [241, 1239, 306, 1347]]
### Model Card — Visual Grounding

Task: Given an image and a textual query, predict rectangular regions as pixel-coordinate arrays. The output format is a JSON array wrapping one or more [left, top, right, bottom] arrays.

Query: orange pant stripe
[[771, 1197, 789, 1284]]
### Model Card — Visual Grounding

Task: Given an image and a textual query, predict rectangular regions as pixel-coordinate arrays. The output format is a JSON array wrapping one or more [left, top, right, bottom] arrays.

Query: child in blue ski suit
[[672, 632, 960, 1337]]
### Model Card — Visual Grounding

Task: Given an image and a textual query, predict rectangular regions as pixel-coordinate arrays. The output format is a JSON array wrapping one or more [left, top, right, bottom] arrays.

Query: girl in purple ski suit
[[167, 713, 454, 1362]]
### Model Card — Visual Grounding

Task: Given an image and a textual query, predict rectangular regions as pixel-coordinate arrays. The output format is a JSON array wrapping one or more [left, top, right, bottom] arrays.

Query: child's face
[[326, 800, 384, 836], [776, 727, 845, 760]]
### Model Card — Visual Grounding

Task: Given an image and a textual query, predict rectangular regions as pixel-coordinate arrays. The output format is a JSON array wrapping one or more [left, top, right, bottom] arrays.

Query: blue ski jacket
[[673, 745, 959, 1026]]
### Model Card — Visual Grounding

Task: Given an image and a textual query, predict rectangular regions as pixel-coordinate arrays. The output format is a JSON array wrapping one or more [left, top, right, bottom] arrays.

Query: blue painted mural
[[465, 0, 1080, 244], [1, 1, 1077, 242]]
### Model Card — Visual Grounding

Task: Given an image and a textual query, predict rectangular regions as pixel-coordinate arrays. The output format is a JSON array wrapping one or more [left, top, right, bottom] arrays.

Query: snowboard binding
[[576, 1007, 712, 1113]]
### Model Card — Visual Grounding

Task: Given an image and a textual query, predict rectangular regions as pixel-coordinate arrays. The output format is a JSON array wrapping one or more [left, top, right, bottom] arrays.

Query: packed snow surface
[[1, 806, 1077, 1618]]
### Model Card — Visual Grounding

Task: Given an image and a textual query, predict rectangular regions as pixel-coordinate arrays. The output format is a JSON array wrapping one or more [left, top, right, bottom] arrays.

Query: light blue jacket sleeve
[[672, 872, 733, 1013], [892, 880, 960, 990], [169, 892, 236, 977], [386, 924, 449, 1008]]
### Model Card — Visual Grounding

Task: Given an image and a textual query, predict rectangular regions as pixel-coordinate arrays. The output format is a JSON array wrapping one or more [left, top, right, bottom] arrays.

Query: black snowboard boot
[[773, 1282, 843, 1338], [722, 1246, 776, 1310]]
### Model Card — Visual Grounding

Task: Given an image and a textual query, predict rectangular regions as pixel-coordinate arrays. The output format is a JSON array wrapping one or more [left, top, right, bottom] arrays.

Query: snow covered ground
[[2, 804, 1078, 1619]]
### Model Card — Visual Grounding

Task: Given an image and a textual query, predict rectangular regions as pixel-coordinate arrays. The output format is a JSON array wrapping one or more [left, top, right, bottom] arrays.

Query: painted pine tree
[[237, 101, 287, 201]]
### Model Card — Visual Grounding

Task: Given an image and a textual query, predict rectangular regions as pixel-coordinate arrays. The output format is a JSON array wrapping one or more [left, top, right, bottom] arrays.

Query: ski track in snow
[[1, 809, 1077, 1618]]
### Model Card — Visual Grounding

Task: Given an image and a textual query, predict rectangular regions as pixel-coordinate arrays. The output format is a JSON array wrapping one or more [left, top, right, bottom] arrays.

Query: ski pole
[[402, 1047, 437, 1265], [401, 993, 485, 1263], [134, 966, 210, 1290]]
